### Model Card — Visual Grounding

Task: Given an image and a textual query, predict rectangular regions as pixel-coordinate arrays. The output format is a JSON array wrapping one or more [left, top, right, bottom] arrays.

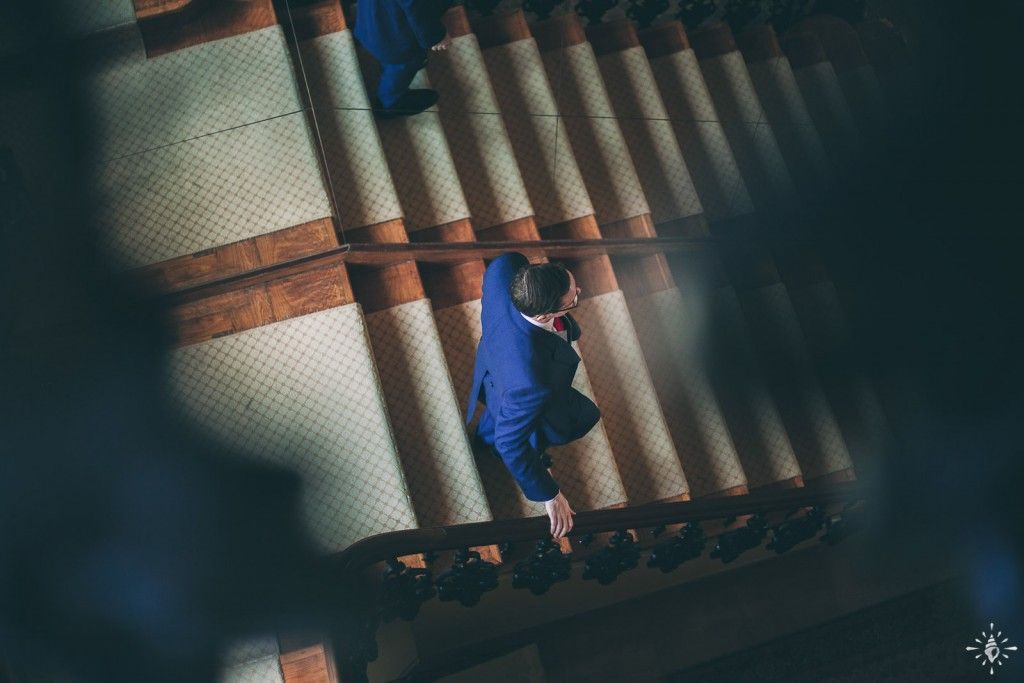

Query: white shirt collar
[[521, 312, 555, 333]]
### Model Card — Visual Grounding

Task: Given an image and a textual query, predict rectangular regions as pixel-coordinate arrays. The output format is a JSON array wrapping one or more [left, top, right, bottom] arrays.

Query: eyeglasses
[[553, 287, 581, 313]]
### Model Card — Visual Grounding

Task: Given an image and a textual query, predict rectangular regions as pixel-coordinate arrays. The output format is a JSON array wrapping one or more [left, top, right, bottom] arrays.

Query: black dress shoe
[[372, 89, 439, 119]]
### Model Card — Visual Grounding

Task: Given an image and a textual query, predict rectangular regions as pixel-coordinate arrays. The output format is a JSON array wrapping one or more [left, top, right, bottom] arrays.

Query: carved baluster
[[676, 0, 718, 28], [466, 0, 504, 17], [626, 0, 670, 29], [512, 539, 573, 595], [380, 558, 436, 622], [710, 513, 768, 563], [820, 501, 864, 545], [582, 530, 641, 584], [647, 522, 707, 573], [524, 0, 562, 21], [724, 0, 771, 33], [766, 505, 826, 554], [435, 548, 501, 607], [576, 0, 619, 25]]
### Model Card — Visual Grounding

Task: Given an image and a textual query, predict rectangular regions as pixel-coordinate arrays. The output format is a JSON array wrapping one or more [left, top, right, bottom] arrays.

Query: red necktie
[[552, 317, 565, 332]]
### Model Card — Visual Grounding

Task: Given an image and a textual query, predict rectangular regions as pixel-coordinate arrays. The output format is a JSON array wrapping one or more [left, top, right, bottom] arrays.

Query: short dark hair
[[509, 262, 571, 316]]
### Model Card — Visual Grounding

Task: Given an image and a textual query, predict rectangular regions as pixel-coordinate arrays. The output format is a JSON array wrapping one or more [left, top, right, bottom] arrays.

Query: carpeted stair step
[[791, 16, 892, 145], [82, 12, 331, 271], [688, 22, 801, 218], [298, 2, 493, 533], [168, 300, 420, 554], [736, 24, 835, 202], [474, 9, 690, 507], [649, 21, 854, 486], [572, 17, 750, 500], [779, 31, 864, 176], [735, 24, 892, 470]]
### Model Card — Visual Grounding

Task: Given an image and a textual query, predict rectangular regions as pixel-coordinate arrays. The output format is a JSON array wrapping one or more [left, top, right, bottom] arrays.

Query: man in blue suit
[[466, 253, 599, 539], [353, 0, 451, 118]]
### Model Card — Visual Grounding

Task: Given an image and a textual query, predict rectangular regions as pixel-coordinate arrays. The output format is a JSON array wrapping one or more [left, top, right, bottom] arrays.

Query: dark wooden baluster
[[766, 505, 827, 554], [710, 512, 768, 563], [381, 558, 436, 622], [626, 0, 670, 29], [523, 0, 562, 20], [647, 522, 707, 573], [582, 530, 641, 584], [435, 548, 500, 607], [820, 501, 865, 545], [512, 539, 573, 595], [676, 0, 718, 28], [576, 0, 619, 25], [466, 0, 504, 17], [723, 0, 766, 33]]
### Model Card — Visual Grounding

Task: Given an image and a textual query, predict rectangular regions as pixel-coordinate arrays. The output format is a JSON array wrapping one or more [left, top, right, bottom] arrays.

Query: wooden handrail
[[326, 480, 864, 575], [153, 236, 717, 306]]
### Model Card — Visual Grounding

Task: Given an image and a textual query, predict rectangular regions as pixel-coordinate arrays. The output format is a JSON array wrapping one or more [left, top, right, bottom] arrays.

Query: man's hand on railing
[[545, 492, 576, 539]]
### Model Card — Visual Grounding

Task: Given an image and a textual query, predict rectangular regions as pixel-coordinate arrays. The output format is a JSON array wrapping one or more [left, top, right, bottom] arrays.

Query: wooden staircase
[[8, 1, 919, 680]]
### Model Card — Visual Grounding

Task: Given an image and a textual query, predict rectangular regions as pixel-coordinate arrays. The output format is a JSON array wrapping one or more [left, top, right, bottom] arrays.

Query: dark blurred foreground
[[2, 1, 1023, 681]]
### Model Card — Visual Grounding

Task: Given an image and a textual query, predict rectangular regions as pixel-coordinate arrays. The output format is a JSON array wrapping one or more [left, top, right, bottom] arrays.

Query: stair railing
[[325, 479, 865, 682]]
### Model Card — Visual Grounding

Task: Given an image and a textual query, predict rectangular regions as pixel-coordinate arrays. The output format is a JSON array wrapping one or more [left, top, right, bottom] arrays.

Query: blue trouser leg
[[377, 54, 427, 108]]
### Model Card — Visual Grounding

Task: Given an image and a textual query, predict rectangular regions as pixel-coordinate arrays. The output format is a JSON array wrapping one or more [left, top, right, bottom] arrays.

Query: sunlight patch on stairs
[[299, 28, 405, 230], [572, 290, 689, 503], [628, 287, 748, 497], [85, 25, 331, 268], [739, 283, 854, 480], [482, 38, 594, 227], [541, 41, 651, 226], [647, 44, 755, 224], [429, 31, 535, 231], [168, 304, 419, 552], [365, 299, 493, 528], [707, 287, 804, 488]]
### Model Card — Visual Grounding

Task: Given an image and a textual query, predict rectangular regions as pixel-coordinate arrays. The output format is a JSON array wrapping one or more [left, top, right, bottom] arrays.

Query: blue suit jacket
[[466, 253, 600, 502], [353, 0, 448, 65]]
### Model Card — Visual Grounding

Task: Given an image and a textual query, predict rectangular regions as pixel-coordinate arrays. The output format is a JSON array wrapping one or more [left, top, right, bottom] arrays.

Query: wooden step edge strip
[[284, 0, 348, 41], [532, 12, 588, 53], [585, 17, 640, 57], [409, 218, 486, 310], [779, 31, 828, 69], [535, 215, 620, 298], [135, 217, 340, 293], [689, 21, 738, 60], [599, 213, 676, 296], [136, 0, 277, 58], [790, 16, 871, 73], [345, 218, 427, 314], [132, 0, 204, 22], [638, 21, 691, 60], [473, 8, 532, 50], [279, 638, 338, 683], [735, 23, 783, 63], [170, 262, 354, 347], [443, 4, 473, 38]]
